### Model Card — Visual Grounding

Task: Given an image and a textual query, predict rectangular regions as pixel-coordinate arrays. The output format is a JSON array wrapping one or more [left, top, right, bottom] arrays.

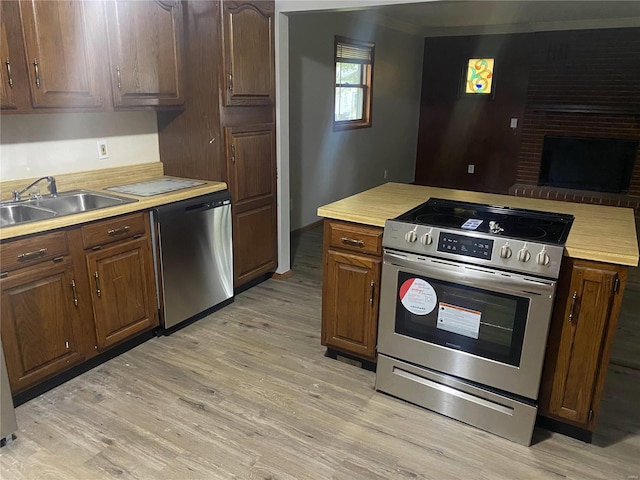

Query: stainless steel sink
[[0, 204, 57, 227], [0, 190, 138, 227], [36, 190, 137, 215]]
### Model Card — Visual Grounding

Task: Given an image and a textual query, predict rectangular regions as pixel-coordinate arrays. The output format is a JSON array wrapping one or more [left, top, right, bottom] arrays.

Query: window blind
[[335, 37, 374, 64]]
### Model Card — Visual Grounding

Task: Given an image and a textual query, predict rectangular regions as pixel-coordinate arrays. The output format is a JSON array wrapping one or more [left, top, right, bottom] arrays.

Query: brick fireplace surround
[[508, 28, 640, 219], [511, 111, 640, 218]]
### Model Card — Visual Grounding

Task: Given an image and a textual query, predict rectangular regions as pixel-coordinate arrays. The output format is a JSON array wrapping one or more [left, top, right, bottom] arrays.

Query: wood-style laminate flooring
[[1, 227, 639, 480]]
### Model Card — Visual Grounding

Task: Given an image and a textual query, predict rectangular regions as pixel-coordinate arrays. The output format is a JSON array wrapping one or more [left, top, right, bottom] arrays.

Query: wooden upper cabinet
[[18, 0, 106, 108], [104, 0, 184, 108], [0, 5, 17, 110], [221, 0, 274, 106]]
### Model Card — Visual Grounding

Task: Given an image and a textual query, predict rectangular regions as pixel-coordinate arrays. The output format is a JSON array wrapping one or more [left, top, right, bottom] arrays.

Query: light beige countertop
[[0, 163, 227, 241], [317, 182, 639, 267]]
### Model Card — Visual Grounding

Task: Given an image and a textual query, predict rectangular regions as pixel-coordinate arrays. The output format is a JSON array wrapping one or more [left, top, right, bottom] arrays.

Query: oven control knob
[[499, 245, 512, 259], [405, 230, 418, 243], [517, 247, 531, 262], [420, 232, 433, 245], [536, 250, 551, 266]]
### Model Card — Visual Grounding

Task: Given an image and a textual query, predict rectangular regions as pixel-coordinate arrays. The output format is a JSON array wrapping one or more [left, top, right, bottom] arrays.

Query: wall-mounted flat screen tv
[[538, 136, 638, 194]]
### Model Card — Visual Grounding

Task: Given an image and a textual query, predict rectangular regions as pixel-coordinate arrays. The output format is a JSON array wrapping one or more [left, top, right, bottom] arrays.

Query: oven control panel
[[383, 219, 565, 279], [437, 232, 494, 260]]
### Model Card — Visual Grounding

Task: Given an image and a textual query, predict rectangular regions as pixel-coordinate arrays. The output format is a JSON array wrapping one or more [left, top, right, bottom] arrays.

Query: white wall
[[0, 112, 159, 181], [288, 10, 423, 230]]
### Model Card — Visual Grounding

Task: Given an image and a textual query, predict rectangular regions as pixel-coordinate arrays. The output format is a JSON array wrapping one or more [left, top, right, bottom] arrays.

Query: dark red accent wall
[[415, 27, 640, 197]]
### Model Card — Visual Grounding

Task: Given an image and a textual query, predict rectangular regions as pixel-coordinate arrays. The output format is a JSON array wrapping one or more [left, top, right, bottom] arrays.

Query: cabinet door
[[104, 0, 184, 108], [540, 259, 625, 428], [221, 0, 274, 106], [18, 0, 105, 108], [322, 249, 381, 360], [225, 123, 277, 286], [0, 4, 17, 109], [85, 237, 158, 350], [0, 260, 84, 393]]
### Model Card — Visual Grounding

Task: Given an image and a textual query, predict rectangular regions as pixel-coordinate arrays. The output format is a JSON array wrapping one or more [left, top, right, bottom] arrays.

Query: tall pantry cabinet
[[158, 0, 277, 288]]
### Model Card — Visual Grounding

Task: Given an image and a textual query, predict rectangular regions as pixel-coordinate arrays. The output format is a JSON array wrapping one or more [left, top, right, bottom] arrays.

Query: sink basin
[[0, 204, 57, 227], [1, 190, 138, 227], [36, 190, 137, 215]]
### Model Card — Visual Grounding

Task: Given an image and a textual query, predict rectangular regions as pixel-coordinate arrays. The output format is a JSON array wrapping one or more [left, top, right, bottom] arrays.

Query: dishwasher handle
[[185, 202, 215, 214], [153, 190, 231, 221]]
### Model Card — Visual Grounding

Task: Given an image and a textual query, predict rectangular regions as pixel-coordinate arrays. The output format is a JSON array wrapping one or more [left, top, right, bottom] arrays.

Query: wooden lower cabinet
[[539, 258, 627, 431], [321, 220, 382, 361], [0, 211, 159, 395], [85, 237, 158, 350], [0, 259, 85, 393], [225, 123, 277, 286]]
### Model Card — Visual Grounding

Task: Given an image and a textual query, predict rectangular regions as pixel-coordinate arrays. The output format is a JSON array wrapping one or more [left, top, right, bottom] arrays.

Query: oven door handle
[[384, 251, 555, 295]]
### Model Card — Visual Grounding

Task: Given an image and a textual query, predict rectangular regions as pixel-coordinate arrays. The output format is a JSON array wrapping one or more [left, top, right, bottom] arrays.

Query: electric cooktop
[[395, 198, 574, 245]]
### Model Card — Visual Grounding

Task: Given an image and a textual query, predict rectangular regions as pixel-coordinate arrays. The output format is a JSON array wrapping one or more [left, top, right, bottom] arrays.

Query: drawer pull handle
[[33, 58, 40, 88], [568, 291, 578, 323], [369, 280, 375, 305], [71, 279, 78, 307], [108, 225, 130, 236], [94, 272, 101, 297], [5, 58, 13, 87], [17, 248, 47, 261], [341, 237, 364, 247], [116, 65, 121, 89]]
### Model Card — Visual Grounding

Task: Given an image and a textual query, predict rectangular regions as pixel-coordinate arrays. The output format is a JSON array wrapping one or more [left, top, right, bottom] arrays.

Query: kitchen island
[[317, 182, 638, 440]]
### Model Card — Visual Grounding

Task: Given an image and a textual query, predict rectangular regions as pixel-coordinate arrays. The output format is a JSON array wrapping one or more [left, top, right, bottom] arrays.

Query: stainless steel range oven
[[375, 198, 573, 445]]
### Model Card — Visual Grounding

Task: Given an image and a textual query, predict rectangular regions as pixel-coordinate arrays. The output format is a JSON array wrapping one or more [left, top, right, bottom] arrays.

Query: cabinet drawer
[[327, 220, 382, 256], [1, 231, 69, 272], [81, 212, 147, 249]]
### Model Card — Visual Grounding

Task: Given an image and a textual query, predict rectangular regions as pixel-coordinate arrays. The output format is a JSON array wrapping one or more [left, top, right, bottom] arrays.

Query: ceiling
[[336, 1, 640, 36]]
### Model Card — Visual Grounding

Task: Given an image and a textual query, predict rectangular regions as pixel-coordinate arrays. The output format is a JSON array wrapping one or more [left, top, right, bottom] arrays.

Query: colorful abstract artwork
[[465, 58, 494, 94]]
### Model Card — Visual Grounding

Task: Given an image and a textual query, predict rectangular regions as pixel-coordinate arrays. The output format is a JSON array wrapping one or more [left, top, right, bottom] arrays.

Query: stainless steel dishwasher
[[151, 190, 233, 331]]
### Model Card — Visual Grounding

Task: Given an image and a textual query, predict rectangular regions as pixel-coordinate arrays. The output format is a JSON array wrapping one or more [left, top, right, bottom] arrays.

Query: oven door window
[[394, 271, 529, 366]]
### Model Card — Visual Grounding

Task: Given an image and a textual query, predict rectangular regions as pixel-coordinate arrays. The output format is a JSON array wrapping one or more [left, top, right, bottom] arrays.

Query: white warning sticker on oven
[[399, 278, 437, 316], [461, 219, 483, 230], [436, 302, 481, 339]]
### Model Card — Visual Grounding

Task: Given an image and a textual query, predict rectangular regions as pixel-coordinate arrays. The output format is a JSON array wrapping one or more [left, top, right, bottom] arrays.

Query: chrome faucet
[[12, 176, 58, 202]]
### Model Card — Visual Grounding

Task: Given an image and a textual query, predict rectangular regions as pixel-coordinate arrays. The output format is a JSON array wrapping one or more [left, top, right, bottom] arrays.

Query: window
[[334, 36, 374, 130]]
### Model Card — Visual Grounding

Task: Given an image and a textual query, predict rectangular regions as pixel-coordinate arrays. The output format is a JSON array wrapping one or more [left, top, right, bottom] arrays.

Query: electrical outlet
[[97, 139, 109, 160], [468, 164, 475, 174]]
